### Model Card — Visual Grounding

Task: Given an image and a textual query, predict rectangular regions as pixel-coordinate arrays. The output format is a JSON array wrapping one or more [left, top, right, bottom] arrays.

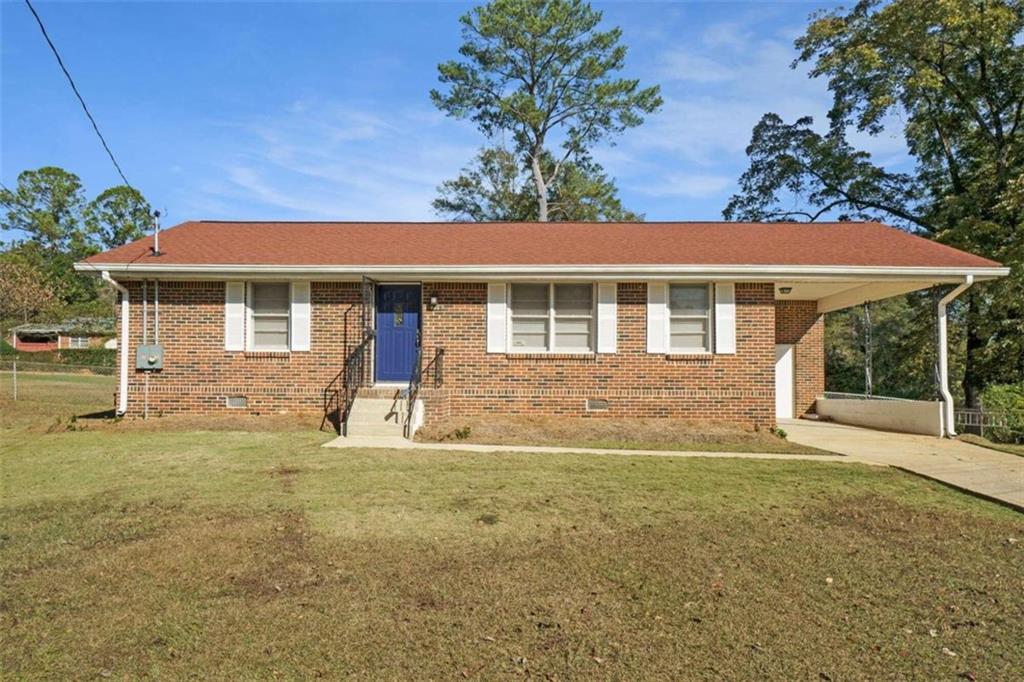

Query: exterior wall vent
[[226, 395, 248, 409], [586, 398, 609, 411]]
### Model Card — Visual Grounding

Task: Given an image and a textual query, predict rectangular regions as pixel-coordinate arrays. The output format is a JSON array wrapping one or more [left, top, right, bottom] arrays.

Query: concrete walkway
[[323, 434, 853, 463], [783, 419, 1024, 511]]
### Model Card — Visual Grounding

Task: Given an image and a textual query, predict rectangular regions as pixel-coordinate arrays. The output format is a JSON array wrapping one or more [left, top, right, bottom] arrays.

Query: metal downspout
[[937, 275, 974, 437], [102, 271, 130, 416]]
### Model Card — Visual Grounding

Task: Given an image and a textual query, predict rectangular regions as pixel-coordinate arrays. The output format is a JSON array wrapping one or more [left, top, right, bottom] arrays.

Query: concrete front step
[[345, 396, 406, 438], [356, 386, 408, 400]]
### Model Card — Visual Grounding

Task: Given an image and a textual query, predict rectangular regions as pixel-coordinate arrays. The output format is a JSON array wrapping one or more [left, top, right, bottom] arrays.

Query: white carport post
[[937, 275, 973, 438]]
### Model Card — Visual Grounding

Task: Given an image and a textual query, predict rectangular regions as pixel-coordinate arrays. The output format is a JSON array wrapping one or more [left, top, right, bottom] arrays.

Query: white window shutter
[[290, 281, 311, 351], [486, 282, 508, 353], [646, 282, 667, 354], [224, 281, 245, 351], [597, 282, 617, 353], [715, 282, 737, 354]]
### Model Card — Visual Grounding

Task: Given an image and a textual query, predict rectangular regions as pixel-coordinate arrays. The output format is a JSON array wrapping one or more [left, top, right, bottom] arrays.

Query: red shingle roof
[[82, 221, 1001, 269]]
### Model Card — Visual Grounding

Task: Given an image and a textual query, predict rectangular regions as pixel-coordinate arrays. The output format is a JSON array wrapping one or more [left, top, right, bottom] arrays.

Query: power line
[[24, 0, 134, 191]]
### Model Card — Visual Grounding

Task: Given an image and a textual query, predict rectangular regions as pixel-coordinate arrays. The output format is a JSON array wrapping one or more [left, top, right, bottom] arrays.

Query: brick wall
[[118, 281, 364, 415], [775, 300, 825, 415], [419, 282, 777, 427], [116, 279, 819, 429]]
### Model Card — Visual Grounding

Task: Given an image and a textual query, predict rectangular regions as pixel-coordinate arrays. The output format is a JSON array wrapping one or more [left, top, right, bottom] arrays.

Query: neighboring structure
[[9, 317, 115, 352], [75, 221, 1007, 437]]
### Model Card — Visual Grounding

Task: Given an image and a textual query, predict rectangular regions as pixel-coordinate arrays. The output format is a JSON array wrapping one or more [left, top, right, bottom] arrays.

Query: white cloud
[[187, 98, 479, 221], [658, 50, 736, 83], [628, 33, 833, 166], [701, 21, 752, 50], [630, 173, 734, 199]]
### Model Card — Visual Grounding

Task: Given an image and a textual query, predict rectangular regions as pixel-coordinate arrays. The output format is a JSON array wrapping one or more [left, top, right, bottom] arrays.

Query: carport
[[773, 263, 1006, 438]]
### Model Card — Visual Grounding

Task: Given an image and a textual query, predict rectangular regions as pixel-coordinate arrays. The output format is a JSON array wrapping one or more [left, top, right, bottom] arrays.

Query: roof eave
[[75, 261, 1010, 282]]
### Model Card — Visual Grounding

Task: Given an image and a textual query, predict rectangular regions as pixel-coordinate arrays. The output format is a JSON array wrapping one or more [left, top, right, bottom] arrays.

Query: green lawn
[[959, 433, 1024, 457], [1, 373, 1022, 679]]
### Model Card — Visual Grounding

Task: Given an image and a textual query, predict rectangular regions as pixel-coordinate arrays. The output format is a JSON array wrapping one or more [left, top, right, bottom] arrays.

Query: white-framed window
[[509, 283, 595, 353], [668, 283, 713, 353], [68, 336, 89, 349], [248, 282, 291, 351]]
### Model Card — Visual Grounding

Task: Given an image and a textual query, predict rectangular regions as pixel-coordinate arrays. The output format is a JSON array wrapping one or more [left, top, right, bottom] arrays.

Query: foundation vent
[[226, 395, 248, 409], [586, 398, 609, 412]]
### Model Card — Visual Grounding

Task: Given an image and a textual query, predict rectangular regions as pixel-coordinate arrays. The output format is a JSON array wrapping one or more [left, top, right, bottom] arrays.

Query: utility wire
[[24, 0, 134, 191]]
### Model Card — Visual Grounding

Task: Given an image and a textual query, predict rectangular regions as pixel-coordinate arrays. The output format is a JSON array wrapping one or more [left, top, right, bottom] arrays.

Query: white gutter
[[74, 262, 1011, 282], [101, 271, 130, 416], [937, 275, 974, 437]]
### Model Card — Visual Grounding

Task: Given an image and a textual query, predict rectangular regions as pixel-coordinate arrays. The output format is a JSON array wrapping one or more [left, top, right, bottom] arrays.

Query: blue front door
[[375, 285, 421, 383]]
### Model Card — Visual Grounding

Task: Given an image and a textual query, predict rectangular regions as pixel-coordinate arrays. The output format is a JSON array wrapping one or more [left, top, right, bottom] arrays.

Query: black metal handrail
[[321, 331, 374, 435], [403, 346, 444, 438], [321, 276, 379, 436]]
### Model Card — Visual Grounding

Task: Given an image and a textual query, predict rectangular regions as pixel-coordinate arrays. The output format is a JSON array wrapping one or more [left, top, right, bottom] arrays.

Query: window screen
[[510, 283, 549, 350], [251, 283, 290, 350], [553, 284, 593, 351], [509, 283, 594, 352], [668, 284, 711, 352]]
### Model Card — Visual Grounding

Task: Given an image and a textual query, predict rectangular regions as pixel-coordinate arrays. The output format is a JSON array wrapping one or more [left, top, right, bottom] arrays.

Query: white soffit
[[775, 281, 938, 312]]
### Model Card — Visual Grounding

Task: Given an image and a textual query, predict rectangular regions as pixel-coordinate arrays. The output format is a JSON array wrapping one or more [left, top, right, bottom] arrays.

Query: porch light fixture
[[778, 287, 793, 295], [428, 295, 439, 310]]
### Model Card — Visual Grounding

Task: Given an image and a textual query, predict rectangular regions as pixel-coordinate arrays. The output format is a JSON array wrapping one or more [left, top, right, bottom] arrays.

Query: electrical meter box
[[136, 344, 164, 371]]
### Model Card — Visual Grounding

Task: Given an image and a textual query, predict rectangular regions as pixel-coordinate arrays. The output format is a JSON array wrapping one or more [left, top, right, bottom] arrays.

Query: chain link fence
[[0, 359, 117, 410]]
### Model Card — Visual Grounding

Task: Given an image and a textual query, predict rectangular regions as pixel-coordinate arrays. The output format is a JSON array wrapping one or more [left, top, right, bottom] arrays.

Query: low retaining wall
[[815, 398, 943, 437]]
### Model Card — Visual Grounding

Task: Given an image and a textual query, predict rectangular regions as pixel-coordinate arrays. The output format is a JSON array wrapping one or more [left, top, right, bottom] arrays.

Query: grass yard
[[0, 371, 117, 430], [1, 373, 1022, 679], [959, 433, 1024, 457]]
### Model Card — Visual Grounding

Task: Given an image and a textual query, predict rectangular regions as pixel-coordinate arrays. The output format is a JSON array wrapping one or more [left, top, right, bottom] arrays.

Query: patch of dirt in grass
[[41, 411, 324, 434], [417, 415, 831, 454], [270, 464, 303, 492], [229, 510, 325, 599]]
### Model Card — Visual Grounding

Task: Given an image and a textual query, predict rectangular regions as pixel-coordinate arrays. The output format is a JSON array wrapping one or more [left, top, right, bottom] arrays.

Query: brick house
[[76, 221, 1006, 437], [9, 317, 115, 352]]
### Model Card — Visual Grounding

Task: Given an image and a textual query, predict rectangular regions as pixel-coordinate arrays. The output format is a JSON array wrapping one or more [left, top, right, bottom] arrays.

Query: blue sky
[[1, 1, 911, 227]]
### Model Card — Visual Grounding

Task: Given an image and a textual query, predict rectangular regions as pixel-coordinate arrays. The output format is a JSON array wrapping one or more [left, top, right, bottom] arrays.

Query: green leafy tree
[[0, 259, 62, 323], [724, 0, 1024, 406], [86, 185, 153, 249], [1, 167, 90, 257], [546, 153, 642, 221], [0, 167, 99, 305], [434, 146, 641, 221], [431, 0, 661, 221], [826, 294, 957, 400], [434, 147, 535, 221]]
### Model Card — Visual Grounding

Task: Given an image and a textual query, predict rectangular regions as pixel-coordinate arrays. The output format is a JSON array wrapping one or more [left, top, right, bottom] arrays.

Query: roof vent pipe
[[151, 210, 162, 256]]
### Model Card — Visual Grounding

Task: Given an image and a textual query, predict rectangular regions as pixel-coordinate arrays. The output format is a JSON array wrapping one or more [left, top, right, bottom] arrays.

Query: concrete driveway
[[784, 419, 1024, 511]]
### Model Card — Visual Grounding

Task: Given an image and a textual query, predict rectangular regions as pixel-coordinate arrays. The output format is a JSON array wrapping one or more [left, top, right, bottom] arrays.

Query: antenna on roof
[[151, 209, 163, 256]]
